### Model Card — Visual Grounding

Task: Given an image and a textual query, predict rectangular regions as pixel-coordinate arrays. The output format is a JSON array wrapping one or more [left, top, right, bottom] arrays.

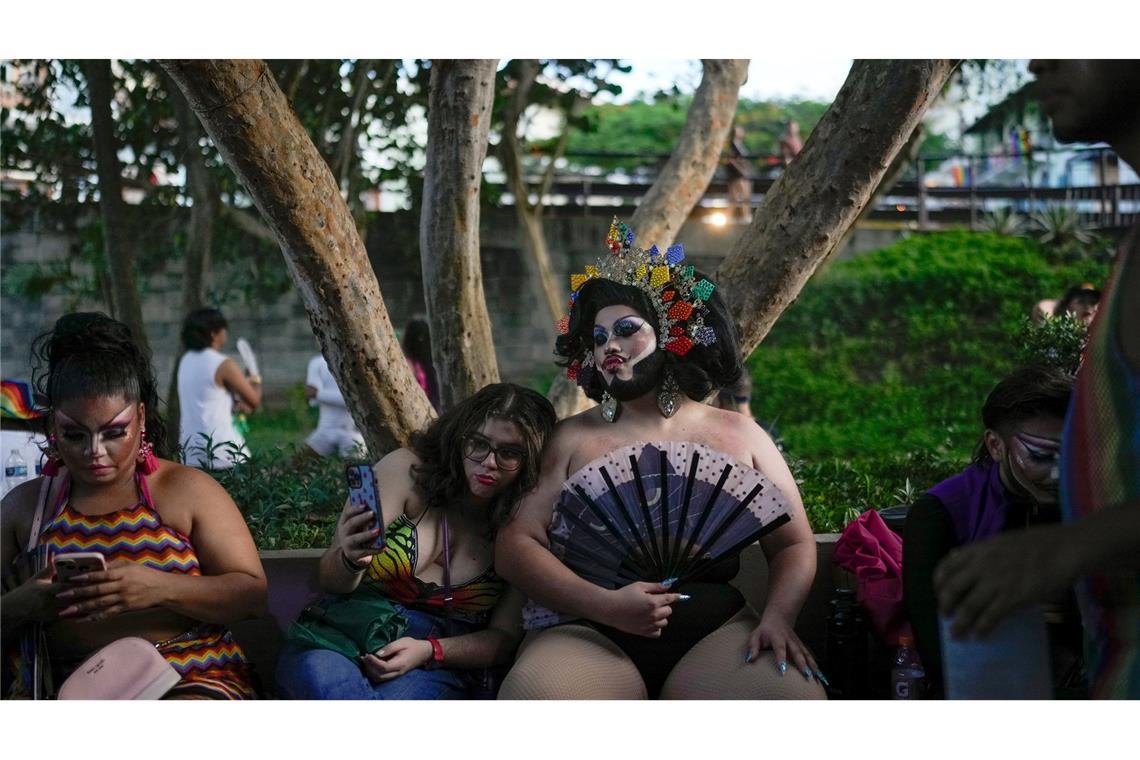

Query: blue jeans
[[275, 604, 477, 700]]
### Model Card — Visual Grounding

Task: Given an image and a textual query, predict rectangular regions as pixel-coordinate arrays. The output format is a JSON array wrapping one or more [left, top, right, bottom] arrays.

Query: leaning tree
[[160, 58, 956, 455]]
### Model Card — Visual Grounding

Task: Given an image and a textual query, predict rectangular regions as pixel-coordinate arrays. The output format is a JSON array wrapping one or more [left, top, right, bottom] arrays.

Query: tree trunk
[[628, 59, 750, 249], [497, 60, 566, 324], [224, 205, 277, 242], [419, 59, 501, 409], [165, 73, 219, 314], [716, 60, 958, 357], [81, 59, 151, 356], [332, 60, 376, 193], [163, 70, 222, 442], [160, 59, 434, 455], [835, 122, 928, 256]]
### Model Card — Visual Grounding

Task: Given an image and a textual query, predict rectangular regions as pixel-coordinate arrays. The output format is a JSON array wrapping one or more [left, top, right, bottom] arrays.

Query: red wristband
[[426, 637, 445, 668]]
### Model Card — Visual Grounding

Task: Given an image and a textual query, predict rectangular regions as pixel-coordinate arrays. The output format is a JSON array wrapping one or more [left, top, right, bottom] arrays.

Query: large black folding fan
[[523, 441, 792, 630]]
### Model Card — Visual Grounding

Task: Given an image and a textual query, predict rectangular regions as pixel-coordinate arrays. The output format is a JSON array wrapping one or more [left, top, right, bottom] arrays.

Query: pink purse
[[57, 637, 181, 700]]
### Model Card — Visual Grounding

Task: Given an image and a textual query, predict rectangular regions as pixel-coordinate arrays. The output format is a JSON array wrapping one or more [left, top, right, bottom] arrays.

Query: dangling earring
[[136, 431, 159, 475], [601, 391, 620, 423], [578, 352, 596, 389], [41, 434, 63, 476], [657, 371, 681, 418]]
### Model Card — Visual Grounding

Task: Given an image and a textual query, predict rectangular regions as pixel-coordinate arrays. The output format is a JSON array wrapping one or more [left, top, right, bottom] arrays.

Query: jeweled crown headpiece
[[558, 218, 718, 382]]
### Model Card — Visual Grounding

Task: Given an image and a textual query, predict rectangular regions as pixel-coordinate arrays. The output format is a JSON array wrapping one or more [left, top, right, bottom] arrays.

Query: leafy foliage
[[749, 230, 1112, 532], [1031, 204, 1096, 249], [1014, 314, 1088, 375], [2, 59, 432, 310], [553, 95, 832, 174], [981, 206, 1027, 236], [189, 399, 348, 550]]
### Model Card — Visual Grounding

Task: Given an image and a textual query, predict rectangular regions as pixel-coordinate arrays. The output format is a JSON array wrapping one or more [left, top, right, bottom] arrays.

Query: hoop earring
[[601, 391, 620, 423], [42, 434, 63, 476], [657, 371, 681, 418], [136, 431, 159, 475]]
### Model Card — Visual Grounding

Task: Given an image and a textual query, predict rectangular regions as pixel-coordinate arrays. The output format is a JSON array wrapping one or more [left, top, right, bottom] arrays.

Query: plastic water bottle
[[890, 635, 925, 699], [5, 449, 29, 494]]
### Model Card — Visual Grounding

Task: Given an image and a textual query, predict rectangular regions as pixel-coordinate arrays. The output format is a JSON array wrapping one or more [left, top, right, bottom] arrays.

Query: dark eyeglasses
[[462, 434, 526, 471], [593, 316, 648, 346]]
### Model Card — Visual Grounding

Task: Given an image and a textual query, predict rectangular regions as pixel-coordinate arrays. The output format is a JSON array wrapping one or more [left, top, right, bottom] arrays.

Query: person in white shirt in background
[[304, 354, 366, 458], [177, 308, 262, 470]]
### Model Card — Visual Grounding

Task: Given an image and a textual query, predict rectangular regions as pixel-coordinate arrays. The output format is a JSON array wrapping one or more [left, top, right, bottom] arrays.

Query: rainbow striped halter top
[[39, 472, 201, 575]]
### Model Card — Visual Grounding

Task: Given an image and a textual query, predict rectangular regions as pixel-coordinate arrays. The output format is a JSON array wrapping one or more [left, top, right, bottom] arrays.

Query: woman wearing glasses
[[275, 383, 556, 699]]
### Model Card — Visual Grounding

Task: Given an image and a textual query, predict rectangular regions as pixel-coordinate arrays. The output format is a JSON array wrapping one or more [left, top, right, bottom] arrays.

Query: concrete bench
[[232, 534, 844, 697]]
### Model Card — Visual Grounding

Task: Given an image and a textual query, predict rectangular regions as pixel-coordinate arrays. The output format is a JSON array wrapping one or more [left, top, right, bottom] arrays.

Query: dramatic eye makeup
[[593, 316, 647, 346], [1014, 433, 1060, 465], [56, 403, 136, 444]]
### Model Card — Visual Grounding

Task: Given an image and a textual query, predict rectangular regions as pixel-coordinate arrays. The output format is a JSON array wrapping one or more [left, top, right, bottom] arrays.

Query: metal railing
[[495, 146, 1138, 230]]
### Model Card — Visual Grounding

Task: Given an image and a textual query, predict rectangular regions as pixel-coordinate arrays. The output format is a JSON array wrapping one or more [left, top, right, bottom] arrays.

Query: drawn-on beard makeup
[[605, 349, 666, 402]]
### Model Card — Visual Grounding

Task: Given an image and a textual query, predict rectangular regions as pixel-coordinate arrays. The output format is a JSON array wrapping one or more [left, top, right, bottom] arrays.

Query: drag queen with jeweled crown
[[495, 220, 826, 699]]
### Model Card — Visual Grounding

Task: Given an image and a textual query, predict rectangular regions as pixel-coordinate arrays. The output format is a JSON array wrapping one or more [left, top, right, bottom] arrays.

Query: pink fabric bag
[[57, 637, 181, 700], [832, 509, 912, 647]]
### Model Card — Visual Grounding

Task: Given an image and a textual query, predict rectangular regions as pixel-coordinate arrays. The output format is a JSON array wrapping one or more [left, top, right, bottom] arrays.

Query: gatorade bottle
[[891, 634, 925, 699]]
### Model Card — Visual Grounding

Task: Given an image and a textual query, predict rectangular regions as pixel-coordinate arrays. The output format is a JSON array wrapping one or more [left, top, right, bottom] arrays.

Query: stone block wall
[[2, 205, 902, 405]]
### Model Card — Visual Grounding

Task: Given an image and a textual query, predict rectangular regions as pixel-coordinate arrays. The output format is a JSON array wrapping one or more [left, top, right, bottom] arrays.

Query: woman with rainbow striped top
[[1, 312, 266, 699]]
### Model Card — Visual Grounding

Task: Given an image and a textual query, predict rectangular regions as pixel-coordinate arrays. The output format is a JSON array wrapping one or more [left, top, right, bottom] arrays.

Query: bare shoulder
[[543, 414, 595, 470], [149, 460, 235, 506], [1, 477, 46, 543], [373, 447, 425, 518], [374, 447, 421, 482]]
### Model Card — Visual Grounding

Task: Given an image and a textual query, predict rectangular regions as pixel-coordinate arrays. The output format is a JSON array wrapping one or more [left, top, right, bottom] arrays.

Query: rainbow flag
[[1, 379, 45, 420]]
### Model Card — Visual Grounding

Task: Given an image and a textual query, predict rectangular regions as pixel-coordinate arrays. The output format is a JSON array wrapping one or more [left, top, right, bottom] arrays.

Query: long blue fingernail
[[815, 671, 830, 687], [803, 667, 814, 681], [677, 594, 692, 602], [662, 576, 678, 587], [778, 660, 787, 675], [744, 651, 754, 663]]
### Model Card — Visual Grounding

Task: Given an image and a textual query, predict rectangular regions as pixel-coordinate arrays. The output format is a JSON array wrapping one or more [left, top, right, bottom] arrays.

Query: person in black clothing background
[[902, 366, 1084, 697]]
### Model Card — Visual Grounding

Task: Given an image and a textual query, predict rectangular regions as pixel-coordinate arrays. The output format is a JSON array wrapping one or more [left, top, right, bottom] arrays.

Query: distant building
[[960, 81, 1137, 189]]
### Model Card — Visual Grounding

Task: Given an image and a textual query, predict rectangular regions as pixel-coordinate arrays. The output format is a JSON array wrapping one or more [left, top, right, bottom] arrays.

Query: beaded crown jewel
[[558, 218, 718, 383]]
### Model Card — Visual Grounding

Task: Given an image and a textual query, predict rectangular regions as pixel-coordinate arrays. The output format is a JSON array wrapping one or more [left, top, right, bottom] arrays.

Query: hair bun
[[48, 312, 136, 365]]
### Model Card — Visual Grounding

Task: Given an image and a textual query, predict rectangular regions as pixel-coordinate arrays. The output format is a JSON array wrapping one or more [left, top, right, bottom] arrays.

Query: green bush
[[1014, 314, 1088, 375], [190, 403, 347, 550], [205, 443, 347, 550], [750, 230, 1111, 531]]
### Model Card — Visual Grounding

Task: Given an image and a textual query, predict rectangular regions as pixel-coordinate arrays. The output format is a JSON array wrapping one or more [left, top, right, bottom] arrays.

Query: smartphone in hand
[[346, 463, 384, 549], [52, 552, 107, 583]]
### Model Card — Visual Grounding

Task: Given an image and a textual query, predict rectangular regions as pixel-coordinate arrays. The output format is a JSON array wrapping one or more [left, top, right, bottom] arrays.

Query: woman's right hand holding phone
[[334, 500, 381, 571], [3, 566, 66, 624]]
